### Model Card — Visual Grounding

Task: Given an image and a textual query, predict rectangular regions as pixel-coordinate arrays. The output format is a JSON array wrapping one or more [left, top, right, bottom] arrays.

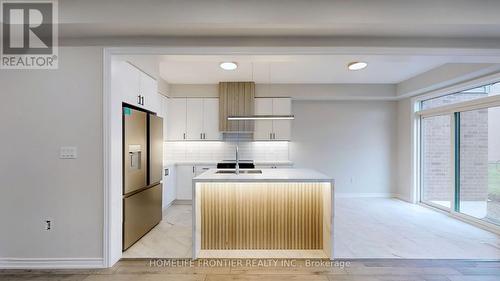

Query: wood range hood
[[218, 82, 255, 132]]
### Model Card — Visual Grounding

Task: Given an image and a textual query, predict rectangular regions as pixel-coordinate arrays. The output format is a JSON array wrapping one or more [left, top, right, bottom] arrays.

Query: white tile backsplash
[[164, 141, 290, 163]]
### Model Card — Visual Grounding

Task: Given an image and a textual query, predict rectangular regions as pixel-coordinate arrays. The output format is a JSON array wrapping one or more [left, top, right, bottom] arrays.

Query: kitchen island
[[192, 168, 334, 259]]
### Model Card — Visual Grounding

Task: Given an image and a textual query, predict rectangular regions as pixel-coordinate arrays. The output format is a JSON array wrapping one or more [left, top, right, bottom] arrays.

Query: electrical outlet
[[44, 219, 53, 231], [60, 146, 78, 159]]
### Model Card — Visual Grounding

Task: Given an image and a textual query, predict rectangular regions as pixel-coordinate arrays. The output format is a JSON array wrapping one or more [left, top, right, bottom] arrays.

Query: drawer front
[[123, 184, 162, 250]]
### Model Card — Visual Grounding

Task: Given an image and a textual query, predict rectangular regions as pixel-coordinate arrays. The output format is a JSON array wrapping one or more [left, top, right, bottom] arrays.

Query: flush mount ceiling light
[[347, 61, 368, 71], [220, 62, 238, 70], [228, 115, 295, 120]]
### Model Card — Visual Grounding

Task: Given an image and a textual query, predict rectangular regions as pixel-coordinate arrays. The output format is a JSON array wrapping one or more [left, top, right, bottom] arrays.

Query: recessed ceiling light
[[348, 62, 368, 71], [220, 62, 238, 70]]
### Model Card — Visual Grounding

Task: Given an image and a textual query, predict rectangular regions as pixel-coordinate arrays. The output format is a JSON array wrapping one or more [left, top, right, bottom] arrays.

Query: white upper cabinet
[[254, 98, 274, 140], [112, 60, 140, 106], [167, 98, 187, 140], [112, 60, 159, 113], [202, 98, 221, 140], [254, 98, 292, 140], [186, 98, 204, 140], [168, 98, 221, 141], [272, 98, 292, 140], [139, 71, 159, 113]]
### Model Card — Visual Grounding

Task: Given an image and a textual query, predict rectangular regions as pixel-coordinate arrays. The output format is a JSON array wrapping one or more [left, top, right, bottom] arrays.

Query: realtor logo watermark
[[1, 0, 58, 69]]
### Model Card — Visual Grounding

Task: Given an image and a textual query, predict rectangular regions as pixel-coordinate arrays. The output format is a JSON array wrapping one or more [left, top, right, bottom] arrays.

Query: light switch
[[60, 146, 78, 159]]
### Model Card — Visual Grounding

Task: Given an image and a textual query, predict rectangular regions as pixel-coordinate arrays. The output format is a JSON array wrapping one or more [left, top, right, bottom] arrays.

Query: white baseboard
[[335, 193, 395, 198], [162, 199, 175, 212], [0, 258, 104, 269], [394, 193, 413, 203], [173, 199, 193, 205]]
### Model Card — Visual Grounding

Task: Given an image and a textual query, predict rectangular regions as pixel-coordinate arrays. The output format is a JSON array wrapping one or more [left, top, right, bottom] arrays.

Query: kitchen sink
[[216, 169, 262, 174]]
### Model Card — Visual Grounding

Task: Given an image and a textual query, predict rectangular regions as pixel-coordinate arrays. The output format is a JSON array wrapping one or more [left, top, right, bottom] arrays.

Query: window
[[418, 80, 500, 228], [457, 106, 500, 225], [421, 82, 500, 110], [421, 115, 452, 209]]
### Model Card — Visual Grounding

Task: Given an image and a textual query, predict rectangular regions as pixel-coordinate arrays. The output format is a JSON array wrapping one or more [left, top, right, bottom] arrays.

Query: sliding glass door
[[419, 81, 500, 228], [457, 106, 500, 225], [421, 115, 452, 209]]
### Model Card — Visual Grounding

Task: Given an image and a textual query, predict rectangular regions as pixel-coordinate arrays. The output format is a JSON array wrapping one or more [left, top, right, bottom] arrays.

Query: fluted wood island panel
[[193, 169, 334, 259]]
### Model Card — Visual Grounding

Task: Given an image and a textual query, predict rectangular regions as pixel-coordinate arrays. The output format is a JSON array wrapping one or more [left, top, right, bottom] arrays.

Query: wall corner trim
[[0, 258, 105, 269]]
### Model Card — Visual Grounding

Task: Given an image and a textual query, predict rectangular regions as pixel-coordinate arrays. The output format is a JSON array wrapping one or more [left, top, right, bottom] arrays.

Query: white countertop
[[193, 168, 333, 183], [164, 161, 294, 167]]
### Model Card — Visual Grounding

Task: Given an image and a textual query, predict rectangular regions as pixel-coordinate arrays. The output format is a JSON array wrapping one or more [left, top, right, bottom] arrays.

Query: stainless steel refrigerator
[[123, 106, 163, 250]]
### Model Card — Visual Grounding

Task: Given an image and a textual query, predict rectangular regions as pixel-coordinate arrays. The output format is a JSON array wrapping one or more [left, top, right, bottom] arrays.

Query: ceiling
[[159, 55, 500, 85], [58, 0, 500, 38]]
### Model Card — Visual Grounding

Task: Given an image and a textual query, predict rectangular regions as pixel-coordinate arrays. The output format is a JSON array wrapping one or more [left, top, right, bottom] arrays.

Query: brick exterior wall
[[459, 108, 489, 201], [422, 115, 452, 201], [422, 93, 489, 202]]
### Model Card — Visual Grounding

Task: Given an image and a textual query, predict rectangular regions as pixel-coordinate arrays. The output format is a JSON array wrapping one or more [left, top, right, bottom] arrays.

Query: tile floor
[[122, 204, 192, 258], [122, 198, 500, 259]]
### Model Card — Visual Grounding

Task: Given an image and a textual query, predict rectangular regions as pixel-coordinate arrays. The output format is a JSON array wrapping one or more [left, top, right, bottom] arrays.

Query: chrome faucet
[[235, 144, 240, 175]]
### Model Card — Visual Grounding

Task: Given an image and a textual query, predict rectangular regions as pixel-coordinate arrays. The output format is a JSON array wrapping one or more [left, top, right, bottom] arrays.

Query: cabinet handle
[[141, 96, 145, 105], [193, 166, 195, 173], [273, 133, 276, 139], [137, 95, 141, 105], [164, 168, 169, 176], [183, 133, 186, 140], [200, 133, 203, 139], [270, 133, 272, 140], [203, 133, 206, 139]]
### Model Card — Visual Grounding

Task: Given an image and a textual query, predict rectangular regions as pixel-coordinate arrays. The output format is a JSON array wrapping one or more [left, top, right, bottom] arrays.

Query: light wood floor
[[124, 198, 500, 259], [1, 259, 499, 281]]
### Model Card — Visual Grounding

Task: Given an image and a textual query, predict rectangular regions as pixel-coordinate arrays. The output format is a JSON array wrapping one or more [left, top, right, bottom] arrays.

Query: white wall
[[290, 101, 398, 197], [397, 63, 500, 98], [0, 48, 103, 263], [168, 84, 397, 100], [396, 98, 414, 202]]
